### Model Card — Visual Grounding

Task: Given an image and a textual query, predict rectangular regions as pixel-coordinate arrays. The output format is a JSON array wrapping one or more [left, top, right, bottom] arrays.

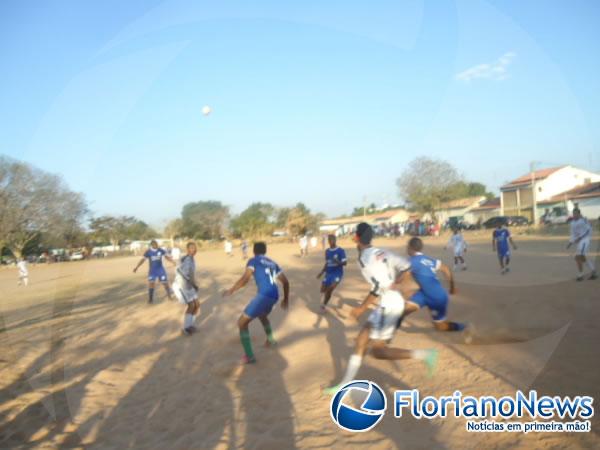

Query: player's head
[[407, 237, 423, 255], [452, 227, 459, 234], [572, 208, 581, 220], [186, 241, 197, 256], [354, 222, 373, 248], [496, 219, 505, 229], [253, 242, 267, 255], [327, 234, 337, 247], [150, 239, 158, 249]]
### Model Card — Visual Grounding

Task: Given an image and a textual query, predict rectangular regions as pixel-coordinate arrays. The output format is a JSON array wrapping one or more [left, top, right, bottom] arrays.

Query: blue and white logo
[[330, 380, 387, 432]]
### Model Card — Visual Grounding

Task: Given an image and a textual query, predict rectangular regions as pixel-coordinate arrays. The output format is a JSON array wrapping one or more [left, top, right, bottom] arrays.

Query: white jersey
[[171, 247, 181, 261], [358, 247, 410, 301], [300, 236, 308, 249], [17, 260, 28, 277], [224, 241, 233, 253], [358, 246, 410, 340], [448, 234, 467, 255], [570, 218, 592, 243], [173, 254, 197, 304]]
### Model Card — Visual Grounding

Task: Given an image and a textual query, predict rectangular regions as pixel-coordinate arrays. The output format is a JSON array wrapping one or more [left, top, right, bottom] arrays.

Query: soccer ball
[[202, 105, 212, 116]]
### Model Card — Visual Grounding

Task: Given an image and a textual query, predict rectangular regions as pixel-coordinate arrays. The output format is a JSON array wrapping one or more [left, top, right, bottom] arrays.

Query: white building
[[435, 196, 487, 224], [500, 165, 600, 222]]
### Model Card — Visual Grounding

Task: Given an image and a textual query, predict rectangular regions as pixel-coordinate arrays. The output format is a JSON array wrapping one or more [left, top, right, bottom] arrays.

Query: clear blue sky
[[2, 0, 599, 228]]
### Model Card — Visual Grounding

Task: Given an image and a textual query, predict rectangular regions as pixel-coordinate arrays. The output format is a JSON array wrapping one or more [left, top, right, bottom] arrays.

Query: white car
[[70, 251, 85, 261]]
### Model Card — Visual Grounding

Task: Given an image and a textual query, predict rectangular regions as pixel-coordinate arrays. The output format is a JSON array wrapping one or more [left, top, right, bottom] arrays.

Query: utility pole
[[530, 161, 539, 226]]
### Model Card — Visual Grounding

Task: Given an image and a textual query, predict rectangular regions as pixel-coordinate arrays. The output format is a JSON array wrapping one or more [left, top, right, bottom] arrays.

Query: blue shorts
[[498, 248, 510, 259], [148, 267, 168, 282], [323, 272, 342, 287], [244, 294, 278, 319], [411, 290, 448, 322]]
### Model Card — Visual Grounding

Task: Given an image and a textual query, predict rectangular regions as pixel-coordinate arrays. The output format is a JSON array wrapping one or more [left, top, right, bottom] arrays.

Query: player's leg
[[238, 313, 256, 363], [148, 278, 156, 303], [183, 299, 196, 335], [258, 314, 277, 346], [323, 325, 371, 393], [504, 254, 511, 272], [578, 241, 597, 279], [453, 256, 459, 271]]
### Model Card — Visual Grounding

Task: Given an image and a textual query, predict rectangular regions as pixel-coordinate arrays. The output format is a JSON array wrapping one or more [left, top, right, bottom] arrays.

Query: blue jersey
[[493, 228, 511, 253], [325, 247, 347, 276], [409, 253, 446, 301], [144, 248, 167, 273], [247, 255, 282, 300]]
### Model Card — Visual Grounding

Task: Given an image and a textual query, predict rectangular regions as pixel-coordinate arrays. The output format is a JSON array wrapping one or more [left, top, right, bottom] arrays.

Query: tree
[[230, 202, 275, 238], [0, 157, 88, 258], [89, 215, 155, 247], [181, 201, 229, 240], [164, 218, 184, 244], [351, 203, 378, 217], [396, 157, 464, 213], [285, 202, 319, 236]]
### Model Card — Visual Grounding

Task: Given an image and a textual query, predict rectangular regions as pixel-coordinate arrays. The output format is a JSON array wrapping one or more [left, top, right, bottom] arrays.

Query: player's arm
[[437, 262, 456, 294], [278, 272, 290, 310], [509, 236, 517, 250], [222, 267, 253, 297], [492, 235, 497, 252], [133, 257, 146, 273], [351, 291, 379, 321]]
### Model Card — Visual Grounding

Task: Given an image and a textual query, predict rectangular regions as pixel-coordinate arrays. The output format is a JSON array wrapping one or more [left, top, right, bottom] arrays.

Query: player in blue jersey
[[402, 237, 465, 331], [133, 240, 176, 304], [316, 234, 347, 312], [492, 220, 517, 274], [222, 242, 290, 364]]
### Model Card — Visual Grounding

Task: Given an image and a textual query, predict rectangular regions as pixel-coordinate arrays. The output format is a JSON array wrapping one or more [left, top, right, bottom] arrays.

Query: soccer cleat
[[589, 272, 598, 281], [576, 275, 584, 282], [462, 265, 468, 271], [425, 349, 439, 377], [182, 327, 193, 336], [240, 355, 257, 365], [323, 384, 341, 396], [505, 267, 510, 273]]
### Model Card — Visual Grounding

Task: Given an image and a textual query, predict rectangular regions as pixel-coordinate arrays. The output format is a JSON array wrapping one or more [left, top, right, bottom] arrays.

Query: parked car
[[70, 251, 85, 261], [482, 216, 509, 229], [543, 207, 571, 225], [507, 216, 530, 226]]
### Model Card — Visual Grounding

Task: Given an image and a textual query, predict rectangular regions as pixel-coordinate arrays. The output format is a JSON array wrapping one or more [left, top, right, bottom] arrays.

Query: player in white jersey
[[567, 208, 596, 281], [324, 223, 437, 394], [444, 228, 467, 270], [17, 259, 29, 286], [173, 242, 200, 335]]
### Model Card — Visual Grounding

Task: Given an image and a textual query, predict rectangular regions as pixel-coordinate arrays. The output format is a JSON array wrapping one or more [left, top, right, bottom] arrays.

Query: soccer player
[[222, 242, 290, 364], [404, 237, 465, 331], [445, 228, 467, 270], [324, 223, 437, 394], [17, 259, 29, 286], [299, 235, 309, 257], [316, 234, 347, 312], [133, 239, 176, 303], [492, 220, 517, 274], [241, 239, 249, 260], [567, 208, 597, 281], [224, 239, 233, 257], [173, 242, 200, 335]]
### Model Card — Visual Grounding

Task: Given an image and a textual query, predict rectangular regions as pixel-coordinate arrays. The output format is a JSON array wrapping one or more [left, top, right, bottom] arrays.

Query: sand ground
[[1, 232, 599, 449]]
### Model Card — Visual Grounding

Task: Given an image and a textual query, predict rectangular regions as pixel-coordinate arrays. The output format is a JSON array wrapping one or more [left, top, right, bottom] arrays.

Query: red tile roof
[[502, 166, 566, 189], [538, 182, 600, 204], [438, 196, 485, 210], [471, 197, 500, 211]]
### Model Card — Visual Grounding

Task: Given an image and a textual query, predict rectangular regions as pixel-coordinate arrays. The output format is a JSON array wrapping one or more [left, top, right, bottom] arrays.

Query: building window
[[538, 186, 542, 192]]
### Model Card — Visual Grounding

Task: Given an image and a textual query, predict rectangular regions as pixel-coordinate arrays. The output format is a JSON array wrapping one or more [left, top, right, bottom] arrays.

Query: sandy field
[[1, 232, 599, 449]]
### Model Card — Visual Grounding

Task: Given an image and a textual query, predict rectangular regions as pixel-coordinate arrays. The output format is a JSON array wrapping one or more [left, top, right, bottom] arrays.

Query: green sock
[[263, 324, 276, 343], [240, 330, 254, 359]]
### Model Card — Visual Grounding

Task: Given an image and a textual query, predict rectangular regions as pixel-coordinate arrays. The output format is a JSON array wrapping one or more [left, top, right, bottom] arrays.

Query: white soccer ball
[[202, 105, 212, 116]]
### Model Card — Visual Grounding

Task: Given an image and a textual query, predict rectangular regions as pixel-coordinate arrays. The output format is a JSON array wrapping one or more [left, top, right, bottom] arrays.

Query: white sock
[[184, 313, 193, 329], [411, 350, 430, 360], [586, 260, 596, 272], [339, 355, 363, 385], [578, 271, 584, 277]]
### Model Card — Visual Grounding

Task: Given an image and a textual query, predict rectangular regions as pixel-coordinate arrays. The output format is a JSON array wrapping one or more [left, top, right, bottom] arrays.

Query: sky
[[1, 0, 600, 228]]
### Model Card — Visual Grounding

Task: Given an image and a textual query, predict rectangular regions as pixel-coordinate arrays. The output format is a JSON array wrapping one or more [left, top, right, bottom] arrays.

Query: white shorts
[[367, 290, 405, 341], [173, 281, 198, 304], [453, 249, 464, 258], [576, 239, 591, 256]]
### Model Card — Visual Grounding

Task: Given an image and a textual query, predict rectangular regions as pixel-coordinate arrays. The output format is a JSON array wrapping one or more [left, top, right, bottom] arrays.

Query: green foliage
[[230, 202, 275, 238], [89, 215, 156, 245], [181, 200, 229, 240]]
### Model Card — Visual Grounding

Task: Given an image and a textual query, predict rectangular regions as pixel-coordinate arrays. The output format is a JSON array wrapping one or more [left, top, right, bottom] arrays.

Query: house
[[319, 208, 409, 235], [500, 165, 600, 222], [435, 196, 487, 224], [538, 181, 600, 220], [464, 197, 501, 224]]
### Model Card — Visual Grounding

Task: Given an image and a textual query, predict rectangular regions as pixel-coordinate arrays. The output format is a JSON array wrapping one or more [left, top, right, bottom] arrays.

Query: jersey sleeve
[[274, 262, 283, 276], [434, 259, 442, 271], [388, 251, 411, 273], [143, 249, 150, 258], [246, 258, 256, 272], [339, 248, 347, 262]]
